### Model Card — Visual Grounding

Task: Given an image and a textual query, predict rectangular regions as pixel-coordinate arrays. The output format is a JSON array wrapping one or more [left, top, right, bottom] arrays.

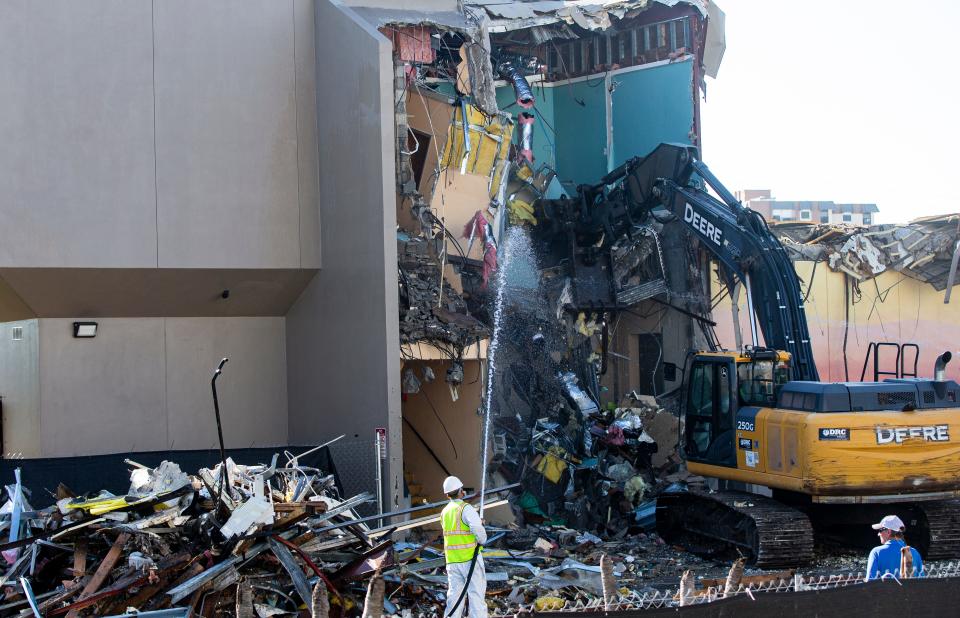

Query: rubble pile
[[398, 235, 488, 347], [489, 388, 694, 541], [0, 454, 518, 617], [771, 215, 960, 289]]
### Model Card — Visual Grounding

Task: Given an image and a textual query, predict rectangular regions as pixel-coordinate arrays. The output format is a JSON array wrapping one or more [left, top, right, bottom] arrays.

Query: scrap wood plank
[[36, 579, 87, 613], [73, 540, 87, 578], [64, 532, 130, 618], [52, 551, 190, 617]]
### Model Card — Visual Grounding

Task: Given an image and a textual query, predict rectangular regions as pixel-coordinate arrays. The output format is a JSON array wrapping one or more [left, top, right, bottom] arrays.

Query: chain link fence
[[491, 561, 960, 615]]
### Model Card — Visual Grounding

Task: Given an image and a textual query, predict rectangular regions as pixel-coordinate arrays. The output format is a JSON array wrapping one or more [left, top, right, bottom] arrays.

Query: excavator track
[[657, 490, 814, 568], [916, 499, 960, 559]]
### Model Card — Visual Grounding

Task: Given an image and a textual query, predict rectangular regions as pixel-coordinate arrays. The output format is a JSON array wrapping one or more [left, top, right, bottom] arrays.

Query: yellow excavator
[[534, 143, 960, 566], [658, 347, 960, 567]]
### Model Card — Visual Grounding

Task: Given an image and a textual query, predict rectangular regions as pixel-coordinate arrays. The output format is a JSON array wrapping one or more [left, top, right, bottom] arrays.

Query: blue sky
[[699, 0, 959, 223]]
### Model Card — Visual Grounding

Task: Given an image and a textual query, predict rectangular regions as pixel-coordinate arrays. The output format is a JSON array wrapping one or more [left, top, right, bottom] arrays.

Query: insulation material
[[460, 41, 499, 115], [441, 104, 514, 188], [383, 26, 435, 63]]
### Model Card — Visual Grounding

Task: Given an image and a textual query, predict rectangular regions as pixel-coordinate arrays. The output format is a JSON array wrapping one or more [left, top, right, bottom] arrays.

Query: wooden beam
[[64, 532, 130, 618], [72, 540, 87, 578]]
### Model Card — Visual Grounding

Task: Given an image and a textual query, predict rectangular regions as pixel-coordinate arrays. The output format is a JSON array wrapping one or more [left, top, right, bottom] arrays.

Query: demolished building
[[384, 1, 727, 523], [0, 0, 723, 540], [0, 0, 726, 532]]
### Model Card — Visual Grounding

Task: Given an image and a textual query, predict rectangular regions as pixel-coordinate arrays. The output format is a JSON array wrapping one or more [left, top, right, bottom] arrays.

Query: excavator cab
[[683, 349, 790, 468]]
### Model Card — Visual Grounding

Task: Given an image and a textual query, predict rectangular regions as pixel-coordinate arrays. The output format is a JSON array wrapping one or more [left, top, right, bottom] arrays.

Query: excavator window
[[737, 360, 788, 407], [685, 360, 737, 467]]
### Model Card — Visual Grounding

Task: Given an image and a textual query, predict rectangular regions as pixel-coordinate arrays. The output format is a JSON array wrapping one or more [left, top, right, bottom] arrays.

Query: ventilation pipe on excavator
[[934, 351, 952, 382]]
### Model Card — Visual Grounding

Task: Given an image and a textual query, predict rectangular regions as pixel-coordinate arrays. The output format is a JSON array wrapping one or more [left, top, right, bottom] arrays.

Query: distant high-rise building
[[735, 189, 879, 225]]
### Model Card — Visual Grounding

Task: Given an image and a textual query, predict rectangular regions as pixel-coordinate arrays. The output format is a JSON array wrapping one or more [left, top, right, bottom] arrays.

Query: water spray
[[478, 229, 520, 517]]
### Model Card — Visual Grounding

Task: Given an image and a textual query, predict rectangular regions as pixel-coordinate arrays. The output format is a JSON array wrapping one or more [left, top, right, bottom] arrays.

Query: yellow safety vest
[[441, 499, 477, 564]]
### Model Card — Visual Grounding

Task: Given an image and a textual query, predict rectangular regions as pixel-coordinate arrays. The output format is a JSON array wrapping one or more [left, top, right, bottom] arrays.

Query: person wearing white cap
[[440, 475, 487, 617], [865, 514, 923, 580]]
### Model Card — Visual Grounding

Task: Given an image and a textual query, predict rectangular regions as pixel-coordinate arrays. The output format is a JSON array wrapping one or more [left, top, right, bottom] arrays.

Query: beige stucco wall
[[31, 317, 287, 457], [713, 262, 960, 383]]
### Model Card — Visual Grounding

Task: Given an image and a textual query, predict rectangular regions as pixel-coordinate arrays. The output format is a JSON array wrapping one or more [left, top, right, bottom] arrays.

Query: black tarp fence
[[0, 446, 341, 507], [523, 576, 960, 618]]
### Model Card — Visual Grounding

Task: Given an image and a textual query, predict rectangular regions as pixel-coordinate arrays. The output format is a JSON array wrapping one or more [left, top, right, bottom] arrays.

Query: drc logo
[[819, 428, 849, 441]]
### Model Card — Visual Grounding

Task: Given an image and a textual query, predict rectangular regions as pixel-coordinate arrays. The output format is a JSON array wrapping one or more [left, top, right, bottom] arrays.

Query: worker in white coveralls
[[441, 475, 487, 617]]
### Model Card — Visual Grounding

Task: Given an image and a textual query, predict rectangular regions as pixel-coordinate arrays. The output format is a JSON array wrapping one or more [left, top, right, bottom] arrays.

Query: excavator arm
[[535, 143, 819, 381]]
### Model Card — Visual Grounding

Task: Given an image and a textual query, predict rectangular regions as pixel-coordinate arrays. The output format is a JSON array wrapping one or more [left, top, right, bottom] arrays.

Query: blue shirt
[[866, 539, 924, 580]]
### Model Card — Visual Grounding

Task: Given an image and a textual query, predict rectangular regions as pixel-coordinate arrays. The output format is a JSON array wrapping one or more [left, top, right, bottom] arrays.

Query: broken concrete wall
[[604, 305, 689, 402], [713, 263, 960, 382], [287, 0, 403, 512], [31, 317, 288, 457], [433, 58, 698, 189]]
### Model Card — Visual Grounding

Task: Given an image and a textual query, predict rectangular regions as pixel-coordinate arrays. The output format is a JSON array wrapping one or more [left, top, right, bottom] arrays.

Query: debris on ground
[[0, 453, 519, 617]]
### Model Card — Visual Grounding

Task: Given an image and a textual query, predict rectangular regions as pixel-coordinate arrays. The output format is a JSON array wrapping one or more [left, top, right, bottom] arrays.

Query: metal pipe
[[498, 63, 535, 109], [744, 273, 760, 348], [935, 351, 952, 382], [374, 430, 384, 528], [518, 112, 535, 163], [210, 358, 230, 507], [305, 483, 520, 537]]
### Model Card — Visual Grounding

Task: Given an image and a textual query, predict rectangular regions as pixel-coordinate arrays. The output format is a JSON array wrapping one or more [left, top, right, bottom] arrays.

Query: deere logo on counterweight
[[875, 425, 949, 444]]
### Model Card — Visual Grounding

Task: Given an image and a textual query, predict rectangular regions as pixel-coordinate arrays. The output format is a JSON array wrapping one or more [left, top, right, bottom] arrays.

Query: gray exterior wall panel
[[0, 0, 157, 268], [0, 320, 40, 457], [287, 0, 402, 510], [33, 317, 288, 458], [154, 0, 301, 268], [38, 318, 168, 456], [296, 0, 322, 269]]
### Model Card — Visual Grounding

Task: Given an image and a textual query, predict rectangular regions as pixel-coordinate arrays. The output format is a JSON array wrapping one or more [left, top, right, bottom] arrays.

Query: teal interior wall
[[610, 58, 694, 168], [424, 57, 694, 188], [552, 79, 609, 186]]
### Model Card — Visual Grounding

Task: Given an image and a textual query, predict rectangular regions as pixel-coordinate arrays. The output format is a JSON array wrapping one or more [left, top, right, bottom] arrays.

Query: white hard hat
[[443, 476, 464, 494], [872, 515, 906, 531]]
